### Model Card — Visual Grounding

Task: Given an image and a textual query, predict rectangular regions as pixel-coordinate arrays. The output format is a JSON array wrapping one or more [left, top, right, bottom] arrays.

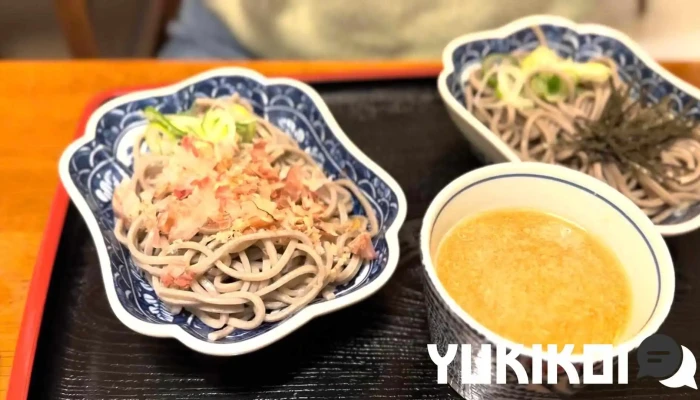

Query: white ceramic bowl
[[437, 14, 700, 236], [421, 162, 674, 398], [58, 67, 407, 356]]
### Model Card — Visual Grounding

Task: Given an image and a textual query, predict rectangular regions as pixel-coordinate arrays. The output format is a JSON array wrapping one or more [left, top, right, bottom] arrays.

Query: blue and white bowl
[[437, 14, 700, 236], [421, 162, 674, 399], [58, 67, 407, 356]]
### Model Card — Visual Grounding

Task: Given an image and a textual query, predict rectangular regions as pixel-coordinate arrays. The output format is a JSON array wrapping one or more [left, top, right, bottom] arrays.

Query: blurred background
[[3, 0, 699, 60]]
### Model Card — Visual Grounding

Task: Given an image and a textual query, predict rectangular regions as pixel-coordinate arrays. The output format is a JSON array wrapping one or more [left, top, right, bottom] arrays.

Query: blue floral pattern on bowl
[[59, 68, 407, 354], [438, 15, 700, 235]]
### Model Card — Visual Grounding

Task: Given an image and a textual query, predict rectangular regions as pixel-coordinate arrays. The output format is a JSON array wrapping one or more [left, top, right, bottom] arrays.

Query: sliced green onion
[[487, 76, 498, 89], [543, 74, 568, 102], [529, 74, 549, 96], [567, 61, 612, 83], [200, 108, 235, 142], [143, 125, 177, 155], [529, 74, 568, 103], [481, 54, 519, 90], [521, 46, 561, 72], [143, 106, 204, 138], [143, 107, 185, 138], [236, 122, 256, 143], [144, 125, 163, 154], [230, 104, 257, 143], [493, 64, 534, 109], [547, 75, 562, 93]]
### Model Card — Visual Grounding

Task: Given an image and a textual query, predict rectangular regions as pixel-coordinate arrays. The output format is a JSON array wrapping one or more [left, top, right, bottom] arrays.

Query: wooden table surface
[[1, 60, 698, 399]]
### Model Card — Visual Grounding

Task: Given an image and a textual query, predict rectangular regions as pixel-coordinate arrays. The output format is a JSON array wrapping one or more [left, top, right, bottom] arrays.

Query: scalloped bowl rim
[[58, 67, 408, 356], [437, 14, 700, 237]]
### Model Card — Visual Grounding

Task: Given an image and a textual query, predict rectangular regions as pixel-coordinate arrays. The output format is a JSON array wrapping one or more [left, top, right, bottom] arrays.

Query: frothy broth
[[435, 209, 632, 353]]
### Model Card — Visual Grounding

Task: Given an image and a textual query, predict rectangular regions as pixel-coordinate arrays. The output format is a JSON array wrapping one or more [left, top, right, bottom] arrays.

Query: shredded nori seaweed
[[555, 79, 700, 184]]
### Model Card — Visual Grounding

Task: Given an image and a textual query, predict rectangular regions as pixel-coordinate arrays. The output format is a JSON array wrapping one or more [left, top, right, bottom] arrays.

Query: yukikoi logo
[[428, 334, 697, 388]]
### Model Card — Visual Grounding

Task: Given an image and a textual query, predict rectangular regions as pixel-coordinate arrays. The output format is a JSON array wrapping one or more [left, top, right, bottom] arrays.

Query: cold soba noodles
[[112, 95, 378, 341], [435, 209, 631, 353], [464, 27, 700, 223]]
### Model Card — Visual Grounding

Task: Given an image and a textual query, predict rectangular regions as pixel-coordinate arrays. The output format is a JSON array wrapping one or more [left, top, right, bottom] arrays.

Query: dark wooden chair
[[53, 0, 181, 58]]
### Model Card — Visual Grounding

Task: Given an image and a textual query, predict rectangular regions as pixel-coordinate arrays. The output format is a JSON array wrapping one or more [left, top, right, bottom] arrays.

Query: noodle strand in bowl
[[464, 27, 700, 223], [112, 95, 379, 341]]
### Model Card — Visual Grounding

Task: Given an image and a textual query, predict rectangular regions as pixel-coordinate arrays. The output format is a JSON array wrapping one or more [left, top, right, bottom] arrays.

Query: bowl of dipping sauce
[[420, 162, 674, 399]]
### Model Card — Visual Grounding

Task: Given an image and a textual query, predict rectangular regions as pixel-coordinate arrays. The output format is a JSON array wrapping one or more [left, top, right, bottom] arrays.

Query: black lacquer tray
[[25, 79, 700, 399]]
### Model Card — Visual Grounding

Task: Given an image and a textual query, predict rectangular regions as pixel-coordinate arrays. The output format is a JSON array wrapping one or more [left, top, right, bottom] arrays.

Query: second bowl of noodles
[[438, 15, 700, 236]]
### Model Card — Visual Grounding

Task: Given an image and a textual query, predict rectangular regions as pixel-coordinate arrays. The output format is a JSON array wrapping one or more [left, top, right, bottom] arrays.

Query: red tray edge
[[6, 89, 128, 400], [5, 68, 440, 400]]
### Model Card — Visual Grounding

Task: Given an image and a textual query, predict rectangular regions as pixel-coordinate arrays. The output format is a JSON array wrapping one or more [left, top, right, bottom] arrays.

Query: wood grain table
[[1, 60, 698, 400]]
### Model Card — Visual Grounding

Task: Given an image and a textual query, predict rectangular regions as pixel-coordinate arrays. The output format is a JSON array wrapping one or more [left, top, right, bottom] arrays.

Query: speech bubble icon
[[659, 346, 697, 389], [636, 334, 683, 379]]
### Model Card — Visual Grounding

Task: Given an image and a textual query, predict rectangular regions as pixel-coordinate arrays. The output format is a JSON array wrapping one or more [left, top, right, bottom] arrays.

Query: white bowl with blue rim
[[58, 67, 407, 356], [437, 14, 700, 236], [421, 161, 674, 399]]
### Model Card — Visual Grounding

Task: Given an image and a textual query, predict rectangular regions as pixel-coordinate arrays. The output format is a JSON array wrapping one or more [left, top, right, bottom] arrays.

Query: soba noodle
[[113, 95, 379, 340], [464, 29, 700, 223]]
